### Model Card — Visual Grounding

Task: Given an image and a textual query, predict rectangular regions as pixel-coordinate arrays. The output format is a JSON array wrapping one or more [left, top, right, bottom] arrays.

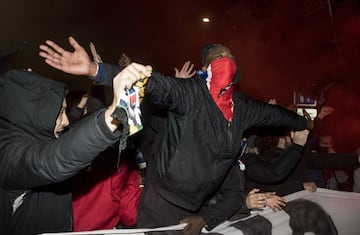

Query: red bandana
[[206, 57, 236, 121]]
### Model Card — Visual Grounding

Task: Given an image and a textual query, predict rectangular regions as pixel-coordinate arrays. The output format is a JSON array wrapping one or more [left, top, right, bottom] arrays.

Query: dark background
[[1, 0, 359, 151]]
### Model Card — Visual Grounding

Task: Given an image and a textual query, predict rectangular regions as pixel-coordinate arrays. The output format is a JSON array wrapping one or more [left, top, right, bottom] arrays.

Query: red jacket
[[72, 157, 142, 231]]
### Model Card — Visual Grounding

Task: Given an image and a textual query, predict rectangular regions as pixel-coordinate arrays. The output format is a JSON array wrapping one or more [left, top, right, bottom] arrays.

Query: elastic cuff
[[92, 63, 105, 83], [94, 62, 99, 76], [96, 109, 122, 140]]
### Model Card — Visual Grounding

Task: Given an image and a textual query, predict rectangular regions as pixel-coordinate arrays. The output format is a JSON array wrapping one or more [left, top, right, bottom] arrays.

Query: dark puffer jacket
[[0, 70, 122, 235]]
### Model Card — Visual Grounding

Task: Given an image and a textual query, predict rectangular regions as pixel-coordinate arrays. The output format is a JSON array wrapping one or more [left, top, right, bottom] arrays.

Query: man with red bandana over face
[[38, 38, 313, 235], [206, 56, 237, 122], [136, 43, 312, 234]]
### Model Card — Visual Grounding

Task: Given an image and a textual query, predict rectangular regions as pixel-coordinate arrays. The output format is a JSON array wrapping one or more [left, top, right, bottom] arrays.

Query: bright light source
[[202, 17, 210, 23]]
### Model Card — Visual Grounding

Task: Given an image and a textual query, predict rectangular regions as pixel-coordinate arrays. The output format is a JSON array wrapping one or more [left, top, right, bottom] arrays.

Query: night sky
[[1, 0, 359, 151]]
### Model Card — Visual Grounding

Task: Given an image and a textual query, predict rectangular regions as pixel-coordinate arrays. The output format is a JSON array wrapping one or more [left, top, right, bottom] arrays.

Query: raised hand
[[118, 53, 132, 66], [268, 98, 277, 105], [105, 62, 152, 131], [89, 42, 103, 63], [317, 105, 335, 119], [111, 63, 152, 103], [39, 36, 96, 76], [174, 61, 196, 79]]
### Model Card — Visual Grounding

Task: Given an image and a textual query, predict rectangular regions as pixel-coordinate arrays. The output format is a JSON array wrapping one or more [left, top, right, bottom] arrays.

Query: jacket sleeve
[[144, 71, 200, 113], [0, 109, 122, 190], [306, 152, 359, 169], [91, 63, 124, 87], [240, 96, 309, 131], [244, 144, 304, 183], [90, 65, 193, 113], [199, 163, 246, 230]]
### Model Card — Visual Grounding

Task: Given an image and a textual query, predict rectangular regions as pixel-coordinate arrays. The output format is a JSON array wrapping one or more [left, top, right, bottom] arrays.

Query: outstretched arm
[[39, 36, 97, 76]]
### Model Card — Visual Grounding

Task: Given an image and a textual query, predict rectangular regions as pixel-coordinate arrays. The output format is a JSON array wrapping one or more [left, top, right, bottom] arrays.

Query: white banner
[[40, 188, 360, 235]]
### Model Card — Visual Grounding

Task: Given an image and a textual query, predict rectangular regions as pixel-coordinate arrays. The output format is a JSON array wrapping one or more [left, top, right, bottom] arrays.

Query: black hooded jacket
[[92, 64, 308, 211], [0, 70, 122, 235], [145, 72, 308, 211]]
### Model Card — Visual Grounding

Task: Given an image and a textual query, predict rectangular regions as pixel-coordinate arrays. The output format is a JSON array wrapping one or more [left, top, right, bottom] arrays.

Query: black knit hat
[[200, 43, 219, 66], [200, 43, 241, 84]]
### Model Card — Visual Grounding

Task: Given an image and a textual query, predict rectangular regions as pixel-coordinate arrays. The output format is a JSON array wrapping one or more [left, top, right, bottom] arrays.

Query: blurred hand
[[303, 182, 317, 192], [39, 36, 96, 76], [286, 104, 297, 112], [246, 188, 267, 209], [291, 129, 309, 146], [264, 193, 286, 212], [89, 42, 103, 63], [175, 61, 196, 78], [317, 105, 335, 119], [268, 98, 277, 105], [180, 216, 206, 235], [77, 93, 89, 109], [302, 108, 314, 130], [118, 53, 132, 67]]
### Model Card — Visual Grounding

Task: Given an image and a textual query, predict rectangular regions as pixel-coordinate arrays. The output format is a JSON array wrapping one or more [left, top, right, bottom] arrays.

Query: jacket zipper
[[226, 122, 232, 152]]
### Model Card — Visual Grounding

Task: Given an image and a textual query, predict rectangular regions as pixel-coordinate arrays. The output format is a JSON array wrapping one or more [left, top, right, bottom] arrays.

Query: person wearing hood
[[0, 63, 151, 235], [39, 37, 313, 235]]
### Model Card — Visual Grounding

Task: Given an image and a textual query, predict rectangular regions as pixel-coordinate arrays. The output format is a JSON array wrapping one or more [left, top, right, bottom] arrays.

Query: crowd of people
[[0, 36, 359, 235]]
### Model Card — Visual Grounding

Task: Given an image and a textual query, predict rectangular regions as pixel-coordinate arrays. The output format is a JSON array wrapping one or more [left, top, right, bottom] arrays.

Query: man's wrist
[[88, 62, 99, 77], [104, 105, 119, 132]]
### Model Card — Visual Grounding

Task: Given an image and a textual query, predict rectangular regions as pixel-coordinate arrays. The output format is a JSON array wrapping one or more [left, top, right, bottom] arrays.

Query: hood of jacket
[[0, 69, 68, 140]]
